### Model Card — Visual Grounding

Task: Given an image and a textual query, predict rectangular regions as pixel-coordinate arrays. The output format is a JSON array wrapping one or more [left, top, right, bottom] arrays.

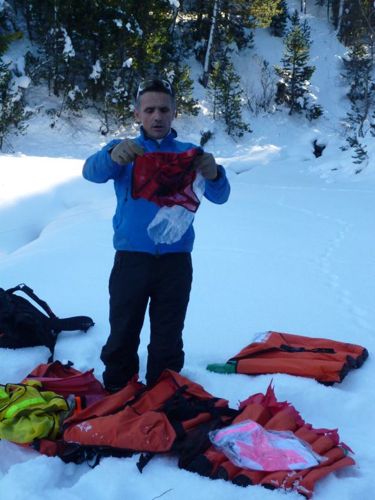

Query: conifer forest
[[1, 0, 375, 160]]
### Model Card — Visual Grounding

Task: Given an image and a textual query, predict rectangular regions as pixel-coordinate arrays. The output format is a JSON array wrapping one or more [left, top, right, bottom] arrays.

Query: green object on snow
[[206, 361, 237, 374]]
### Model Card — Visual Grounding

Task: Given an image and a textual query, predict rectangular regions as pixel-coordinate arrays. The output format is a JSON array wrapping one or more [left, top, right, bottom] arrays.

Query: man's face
[[134, 91, 175, 140]]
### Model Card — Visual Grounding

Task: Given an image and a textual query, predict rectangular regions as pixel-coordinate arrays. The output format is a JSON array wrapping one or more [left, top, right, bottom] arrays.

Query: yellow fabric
[[0, 381, 69, 443]]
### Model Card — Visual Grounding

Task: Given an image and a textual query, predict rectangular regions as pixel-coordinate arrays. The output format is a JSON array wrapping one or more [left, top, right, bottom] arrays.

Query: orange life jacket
[[26, 363, 234, 463], [185, 383, 355, 498], [63, 369, 232, 453], [24, 362, 356, 497], [230, 331, 368, 384]]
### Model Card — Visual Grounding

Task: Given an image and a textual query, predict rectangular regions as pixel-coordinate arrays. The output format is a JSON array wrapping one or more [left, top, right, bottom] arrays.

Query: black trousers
[[101, 251, 192, 387]]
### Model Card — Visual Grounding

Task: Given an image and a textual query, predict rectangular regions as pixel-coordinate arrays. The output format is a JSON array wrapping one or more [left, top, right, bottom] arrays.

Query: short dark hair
[[134, 78, 175, 108]]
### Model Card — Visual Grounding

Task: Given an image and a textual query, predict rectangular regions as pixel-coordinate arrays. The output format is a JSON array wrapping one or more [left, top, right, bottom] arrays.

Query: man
[[83, 77, 230, 391]]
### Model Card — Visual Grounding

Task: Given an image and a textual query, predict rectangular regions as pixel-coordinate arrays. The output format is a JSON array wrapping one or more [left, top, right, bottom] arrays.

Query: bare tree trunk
[[289, 60, 297, 115], [336, 0, 345, 35], [169, 4, 180, 35], [202, 0, 220, 87]]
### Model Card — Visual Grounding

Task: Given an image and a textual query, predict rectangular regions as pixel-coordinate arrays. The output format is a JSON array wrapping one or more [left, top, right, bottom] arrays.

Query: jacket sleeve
[[82, 140, 123, 183], [203, 165, 230, 204]]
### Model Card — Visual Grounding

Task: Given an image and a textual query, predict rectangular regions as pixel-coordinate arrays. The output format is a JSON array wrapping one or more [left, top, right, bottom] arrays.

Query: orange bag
[[230, 331, 368, 384]]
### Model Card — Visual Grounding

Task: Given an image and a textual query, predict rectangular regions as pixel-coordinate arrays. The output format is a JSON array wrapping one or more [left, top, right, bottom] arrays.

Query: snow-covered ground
[[1, 2, 374, 499]]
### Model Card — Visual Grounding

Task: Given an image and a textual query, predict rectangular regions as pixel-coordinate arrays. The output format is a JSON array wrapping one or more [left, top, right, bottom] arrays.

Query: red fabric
[[20, 363, 355, 497], [25, 361, 108, 405], [231, 331, 368, 383], [63, 369, 230, 452], [65, 404, 177, 453], [132, 148, 202, 212], [64, 376, 143, 426], [188, 383, 355, 498]]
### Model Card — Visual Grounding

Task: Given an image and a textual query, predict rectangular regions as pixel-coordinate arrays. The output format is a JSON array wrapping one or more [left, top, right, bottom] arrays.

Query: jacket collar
[[140, 127, 177, 147]]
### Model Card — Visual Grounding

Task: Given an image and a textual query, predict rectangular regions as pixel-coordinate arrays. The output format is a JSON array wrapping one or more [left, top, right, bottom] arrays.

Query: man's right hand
[[110, 139, 145, 165]]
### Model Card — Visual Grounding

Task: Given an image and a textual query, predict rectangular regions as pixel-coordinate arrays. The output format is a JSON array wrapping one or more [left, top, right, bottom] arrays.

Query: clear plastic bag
[[147, 173, 205, 244], [209, 419, 326, 471]]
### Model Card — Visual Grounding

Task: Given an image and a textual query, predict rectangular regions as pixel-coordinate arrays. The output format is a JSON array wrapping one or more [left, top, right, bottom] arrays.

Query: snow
[[89, 60, 102, 81], [123, 58, 133, 68], [61, 28, 75, 59], [12, 75, 30, 90], [1, 2, 374, 499]]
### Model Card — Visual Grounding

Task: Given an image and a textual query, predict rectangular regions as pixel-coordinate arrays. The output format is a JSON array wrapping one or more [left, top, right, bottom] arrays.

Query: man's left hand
[[193, 152, 218, 180]]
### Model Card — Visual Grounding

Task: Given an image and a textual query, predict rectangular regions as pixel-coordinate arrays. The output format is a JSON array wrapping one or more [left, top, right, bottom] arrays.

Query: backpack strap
[[7, 284, 94, 333], [137, 452, 155, 472], [7, 284, 57, 319], [49, 316, 95, 333]]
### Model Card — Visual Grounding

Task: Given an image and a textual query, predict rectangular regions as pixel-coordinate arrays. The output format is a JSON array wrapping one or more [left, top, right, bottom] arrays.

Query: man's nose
[[153, 110, 163, 121]]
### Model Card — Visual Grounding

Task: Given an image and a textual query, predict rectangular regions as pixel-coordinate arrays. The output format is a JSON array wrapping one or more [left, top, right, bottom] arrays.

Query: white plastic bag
[[147, 173, 205, 244], [209, 419, 326, 471]]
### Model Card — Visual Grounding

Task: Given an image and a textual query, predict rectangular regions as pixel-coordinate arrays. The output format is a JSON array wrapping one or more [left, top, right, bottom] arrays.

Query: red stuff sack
[[132, 148, 202, 212]]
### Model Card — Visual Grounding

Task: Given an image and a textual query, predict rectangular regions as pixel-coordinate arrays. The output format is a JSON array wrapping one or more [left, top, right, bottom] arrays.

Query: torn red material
[[132, 148, 202, 212]]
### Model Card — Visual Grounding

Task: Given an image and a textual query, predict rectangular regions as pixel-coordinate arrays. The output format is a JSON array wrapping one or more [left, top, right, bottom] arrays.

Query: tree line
[[1, 0, 375, 162]]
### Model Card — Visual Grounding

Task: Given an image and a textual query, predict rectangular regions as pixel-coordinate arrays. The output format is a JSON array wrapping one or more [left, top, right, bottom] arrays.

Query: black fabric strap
[[280, 344, 335, 354], [7, 283, 57, 319], [7, 284, 94, 333], [50, 316, 95, 333], [137, 452, 155, 472]]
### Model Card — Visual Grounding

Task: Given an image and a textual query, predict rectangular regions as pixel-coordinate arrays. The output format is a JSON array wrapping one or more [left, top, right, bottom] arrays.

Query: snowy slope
[[1, 3, 374, 499]]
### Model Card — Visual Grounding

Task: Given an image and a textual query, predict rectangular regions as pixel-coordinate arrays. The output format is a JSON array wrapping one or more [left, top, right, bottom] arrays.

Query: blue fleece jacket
[[82, 128, 230, 254]]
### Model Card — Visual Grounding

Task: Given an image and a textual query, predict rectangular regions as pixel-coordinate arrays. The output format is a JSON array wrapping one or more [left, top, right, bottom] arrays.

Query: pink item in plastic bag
[[209, 419, 326, 471]]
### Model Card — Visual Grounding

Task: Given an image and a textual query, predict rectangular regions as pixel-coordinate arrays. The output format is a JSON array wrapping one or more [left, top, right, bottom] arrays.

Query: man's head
[[134, 78, 176, 140]]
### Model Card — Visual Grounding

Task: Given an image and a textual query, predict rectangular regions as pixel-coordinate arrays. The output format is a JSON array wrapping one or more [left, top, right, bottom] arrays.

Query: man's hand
[[110, 139, 145, 165], [193, 152, 218, 180]]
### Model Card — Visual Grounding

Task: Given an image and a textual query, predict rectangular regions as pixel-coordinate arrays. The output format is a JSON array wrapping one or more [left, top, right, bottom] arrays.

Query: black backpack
[[0, 284, 94, 361]]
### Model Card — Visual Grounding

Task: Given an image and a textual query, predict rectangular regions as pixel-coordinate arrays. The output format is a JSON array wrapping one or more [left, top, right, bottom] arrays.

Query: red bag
[[25, 360, 108, 405], [132, 148, 202, 212]]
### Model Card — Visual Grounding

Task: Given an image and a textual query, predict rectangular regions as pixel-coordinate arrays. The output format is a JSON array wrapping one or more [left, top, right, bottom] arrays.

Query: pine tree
[[14, 0, 197, 130], [0, 1, 23, 52], [0, 56, 31, 150], [337, 0, 375, 46], [166, 63, 200, 116], [0, 3, 30, 150], [345, 44, 373, 99], [346, 42, 374, 135], [274, 12, 318, 116], [199, 0, 282, 87], [249, 0, 283, 28], [342, 41, 374, 166], [209, 53, 251, 137], [270, 0, 289, 38], [346, 135, 368, 169]]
